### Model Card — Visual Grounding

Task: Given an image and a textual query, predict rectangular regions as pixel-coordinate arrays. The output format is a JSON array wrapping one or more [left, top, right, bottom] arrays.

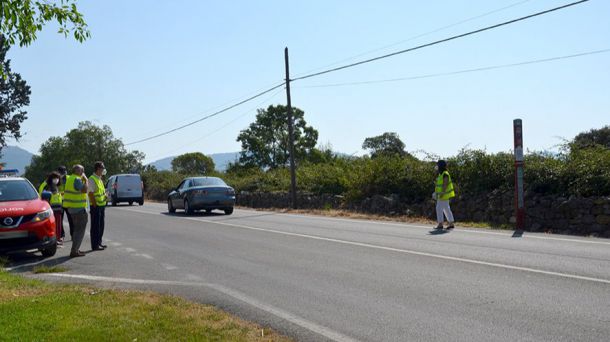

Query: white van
[[106, 174, 144, 206]]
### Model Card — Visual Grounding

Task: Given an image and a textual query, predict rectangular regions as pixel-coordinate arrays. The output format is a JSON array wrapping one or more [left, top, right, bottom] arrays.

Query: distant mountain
[[0, 146, 34, 175], [149, 152, 240, 172]]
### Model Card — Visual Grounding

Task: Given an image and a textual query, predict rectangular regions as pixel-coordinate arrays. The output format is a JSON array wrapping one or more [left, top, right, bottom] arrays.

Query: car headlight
[[32, 208, 53, 222]]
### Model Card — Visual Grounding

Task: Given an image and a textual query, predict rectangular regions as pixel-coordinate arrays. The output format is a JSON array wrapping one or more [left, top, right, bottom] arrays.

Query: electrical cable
[[292, 0, 590, 82], [297, 48, 610, 88], [125, 82, 285, 146], [292, 0, 532, 78]]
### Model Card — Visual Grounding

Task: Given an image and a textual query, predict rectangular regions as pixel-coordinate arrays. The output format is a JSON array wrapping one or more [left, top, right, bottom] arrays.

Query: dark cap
[[57, 166, 67, 174]]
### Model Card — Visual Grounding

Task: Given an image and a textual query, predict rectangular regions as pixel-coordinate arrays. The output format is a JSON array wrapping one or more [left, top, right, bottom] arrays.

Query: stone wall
[[236, 191, 610, 237]]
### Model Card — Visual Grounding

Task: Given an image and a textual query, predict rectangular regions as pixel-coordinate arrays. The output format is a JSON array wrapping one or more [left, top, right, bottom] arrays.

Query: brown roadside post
[[513, 119, 525, 233]]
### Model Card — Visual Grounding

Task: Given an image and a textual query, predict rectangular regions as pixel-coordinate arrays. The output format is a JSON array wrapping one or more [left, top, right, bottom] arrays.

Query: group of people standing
[[39, 162, 109, 258]]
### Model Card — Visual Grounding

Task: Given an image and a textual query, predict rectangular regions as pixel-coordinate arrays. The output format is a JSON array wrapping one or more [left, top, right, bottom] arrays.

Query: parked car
[[0, 172, 57, 257], [106, 174, 144, 206], [167, 177, 235, 215]]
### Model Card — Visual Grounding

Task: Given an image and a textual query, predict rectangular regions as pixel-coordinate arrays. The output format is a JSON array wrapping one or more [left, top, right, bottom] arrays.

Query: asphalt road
[[7, 202, 610, 341]]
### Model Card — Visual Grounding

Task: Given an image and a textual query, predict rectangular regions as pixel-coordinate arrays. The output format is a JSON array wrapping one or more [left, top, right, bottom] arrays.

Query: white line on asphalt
[[124, 247, 137, 253], [161, 263, 179, 270], [110, 242, 122, 247], [127, 204, 610, 246], [44, 273, 359, 342], [119, 207, 610, 285], [136, 253, 154, 260]]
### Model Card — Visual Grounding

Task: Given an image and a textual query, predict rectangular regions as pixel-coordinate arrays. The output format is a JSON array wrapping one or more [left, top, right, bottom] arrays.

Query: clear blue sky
[[7, 0, 610, 163]]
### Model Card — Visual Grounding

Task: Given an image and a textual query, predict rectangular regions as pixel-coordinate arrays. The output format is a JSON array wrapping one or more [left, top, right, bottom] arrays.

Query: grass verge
[[0, 270, 290, 341]]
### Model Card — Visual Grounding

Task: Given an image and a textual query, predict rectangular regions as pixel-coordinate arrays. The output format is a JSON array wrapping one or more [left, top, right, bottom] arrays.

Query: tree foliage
[[362, 132, 407, 158], [237, 105, 318, 169], [0, 0, 89, 48], [0, 35, 29, 156], [171, 152, 215, 175], [25, 121, 144, 184], [571, 125, 610, 150]]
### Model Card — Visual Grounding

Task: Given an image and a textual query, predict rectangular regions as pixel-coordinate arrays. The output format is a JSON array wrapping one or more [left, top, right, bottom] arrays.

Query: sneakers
[[446, 224, 455, 230], [434, 224, 444, 229]]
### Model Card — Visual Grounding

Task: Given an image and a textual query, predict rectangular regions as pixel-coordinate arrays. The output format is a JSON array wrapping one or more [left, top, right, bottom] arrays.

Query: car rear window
[[117, 175, 142, 188], [0, 180, 39, 202], [191, 178, 226, 187]]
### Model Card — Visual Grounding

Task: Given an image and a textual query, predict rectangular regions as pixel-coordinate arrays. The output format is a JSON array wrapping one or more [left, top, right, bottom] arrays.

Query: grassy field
[[0, 269, 290, 341]]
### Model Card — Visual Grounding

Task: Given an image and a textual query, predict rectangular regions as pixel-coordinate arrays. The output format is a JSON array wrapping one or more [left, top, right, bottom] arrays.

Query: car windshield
[[0, 180, 39, 202], [191, 177, 226, 187]]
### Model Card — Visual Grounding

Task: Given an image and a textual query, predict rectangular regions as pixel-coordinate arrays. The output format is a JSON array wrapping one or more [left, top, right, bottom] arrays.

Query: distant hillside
[[0, 146, 34, 175], [149, 152, 240, 172]]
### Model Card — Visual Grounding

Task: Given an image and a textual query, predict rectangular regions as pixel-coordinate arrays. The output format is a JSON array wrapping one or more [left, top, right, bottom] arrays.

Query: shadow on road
[[161, 211, 278, 221], [2, 252, 71, 274], [428, 229, 451, 236]]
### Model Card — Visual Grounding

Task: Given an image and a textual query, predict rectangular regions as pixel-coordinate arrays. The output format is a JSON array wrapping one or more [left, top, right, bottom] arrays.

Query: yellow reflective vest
[[90, 174, 107, 206], [63, 175, 87, 209], [435, 171, 455, 201]]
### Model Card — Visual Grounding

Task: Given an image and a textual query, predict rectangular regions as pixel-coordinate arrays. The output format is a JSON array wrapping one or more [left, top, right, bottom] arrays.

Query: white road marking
[[44, 273, 359, 342], [110, 242, 122, 247], [161, 263, 178, 270], [119, 207, 610, 285], [127, 204, 610, 246], [124, 247, 136, 253], [136, 253, 154, 260]]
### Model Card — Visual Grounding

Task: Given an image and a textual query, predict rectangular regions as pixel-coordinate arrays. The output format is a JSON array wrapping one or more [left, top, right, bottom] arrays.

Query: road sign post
[[513, 119, 525, 231]]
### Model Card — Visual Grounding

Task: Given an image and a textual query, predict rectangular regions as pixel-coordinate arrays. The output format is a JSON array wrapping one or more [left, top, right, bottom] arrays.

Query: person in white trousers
[[433, 160, 455, 229]]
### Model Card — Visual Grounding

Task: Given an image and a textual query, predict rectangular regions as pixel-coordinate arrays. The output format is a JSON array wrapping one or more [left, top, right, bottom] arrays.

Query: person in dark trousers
[[88, 161, 108, 251], [58, 165, 75, 239], [41, 171, 64, 246], [64, 164, 89, 258], [434, 160, 456, 230]]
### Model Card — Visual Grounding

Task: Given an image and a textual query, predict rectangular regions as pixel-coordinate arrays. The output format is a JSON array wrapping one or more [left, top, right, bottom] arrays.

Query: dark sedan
[[167, 177, 235, 215]]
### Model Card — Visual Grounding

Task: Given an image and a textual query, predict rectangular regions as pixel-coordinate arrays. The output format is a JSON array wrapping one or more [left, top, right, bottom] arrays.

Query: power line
[[297, 48, 610, 88], [125, 82, 286, 146], [292, 0, 590, 82], [292, 0, 532, 78], [145, 88, 284, 162]]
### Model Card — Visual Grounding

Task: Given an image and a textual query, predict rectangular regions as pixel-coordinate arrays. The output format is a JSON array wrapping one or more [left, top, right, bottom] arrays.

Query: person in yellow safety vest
[[56, 165, 70, 241], [433, 160, 456, 230], [88, 161, 108, 251], [41, 172, 65, 245], [38, 180, 47, 198], [64, 164, 89, 258]]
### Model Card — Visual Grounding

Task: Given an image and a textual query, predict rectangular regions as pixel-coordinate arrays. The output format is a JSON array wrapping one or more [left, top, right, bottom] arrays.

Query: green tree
[[0, 0, 89, 47], [237, 105, 318, 169], [0, 35, 30, 156], [171, 152, 215, 175], [571, 125, 610, 150], [362, 132, 407, 158], [25, 121, 144, 184]]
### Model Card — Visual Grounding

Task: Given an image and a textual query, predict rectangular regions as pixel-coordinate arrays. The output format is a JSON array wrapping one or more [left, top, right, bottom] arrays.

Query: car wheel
[[168, 199, 175, 213], [224, 208, 234, 215], [139, 198, 144, 206], [184, 200, 193, 215], [41, 243, 57, 257]]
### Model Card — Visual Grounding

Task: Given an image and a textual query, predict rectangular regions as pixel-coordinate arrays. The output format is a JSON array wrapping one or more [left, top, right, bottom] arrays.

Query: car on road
[[167, 177, 235, 215], [106, 174, 144, 206], [0, 172, 57, 257]]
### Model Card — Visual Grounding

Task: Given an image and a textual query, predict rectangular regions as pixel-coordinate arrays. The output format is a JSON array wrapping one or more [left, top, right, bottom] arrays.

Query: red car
[[0, 173, 57, 257]]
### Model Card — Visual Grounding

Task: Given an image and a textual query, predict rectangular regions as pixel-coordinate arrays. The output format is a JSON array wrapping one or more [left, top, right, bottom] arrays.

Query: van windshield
[[191, 178, 226, 187], [0, 180, 39, 202]]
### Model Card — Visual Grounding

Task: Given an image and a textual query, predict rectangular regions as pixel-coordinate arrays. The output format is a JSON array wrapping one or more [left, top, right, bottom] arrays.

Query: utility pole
[[284, 47, 297, 209]]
